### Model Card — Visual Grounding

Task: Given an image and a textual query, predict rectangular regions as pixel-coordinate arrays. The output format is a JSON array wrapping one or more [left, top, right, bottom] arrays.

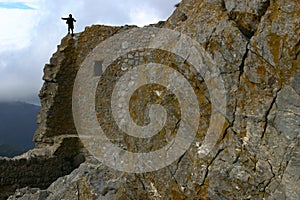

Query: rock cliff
[[2, 0, 300, 199]]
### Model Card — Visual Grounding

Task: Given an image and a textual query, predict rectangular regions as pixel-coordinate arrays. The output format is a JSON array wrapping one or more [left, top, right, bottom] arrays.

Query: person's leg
[[71, 26, 74, 36], [68, 26, 71, 34]]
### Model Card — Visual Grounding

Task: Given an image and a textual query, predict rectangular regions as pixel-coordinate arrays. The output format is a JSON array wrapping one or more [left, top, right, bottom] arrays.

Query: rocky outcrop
[[0, 137, 83, 200], [3, 0, 300, 199], [34, 25, 138, 145], [0, 25, 137, 199]]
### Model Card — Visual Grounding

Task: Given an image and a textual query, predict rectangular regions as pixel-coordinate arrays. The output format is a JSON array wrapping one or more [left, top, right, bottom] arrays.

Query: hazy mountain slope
[[0, 102, 40, 157]]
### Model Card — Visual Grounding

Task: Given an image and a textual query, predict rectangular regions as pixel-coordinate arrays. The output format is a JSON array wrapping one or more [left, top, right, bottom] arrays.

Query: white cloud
[[0, 9, 40, 51], [129, 7, 160, 27], [0, 0, 179, 104]]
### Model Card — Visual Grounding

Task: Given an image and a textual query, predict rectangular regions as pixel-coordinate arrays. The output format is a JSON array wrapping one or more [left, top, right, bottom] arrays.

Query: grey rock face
[[5, 0, 300, 199]]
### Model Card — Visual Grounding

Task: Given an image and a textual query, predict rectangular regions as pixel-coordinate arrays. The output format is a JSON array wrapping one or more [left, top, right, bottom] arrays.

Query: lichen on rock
[[3, 0, 300, 199]]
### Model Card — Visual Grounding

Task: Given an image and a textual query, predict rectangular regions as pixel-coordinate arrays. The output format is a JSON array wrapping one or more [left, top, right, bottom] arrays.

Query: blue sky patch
[[0, 2, 35, 10]]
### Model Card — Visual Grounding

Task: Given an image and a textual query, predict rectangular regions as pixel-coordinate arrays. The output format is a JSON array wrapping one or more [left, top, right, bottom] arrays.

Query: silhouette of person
[[61, 14, 76, 36]]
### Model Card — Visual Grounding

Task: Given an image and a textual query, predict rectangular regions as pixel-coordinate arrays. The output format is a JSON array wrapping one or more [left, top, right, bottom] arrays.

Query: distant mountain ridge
[[0, 101, 40, 157]]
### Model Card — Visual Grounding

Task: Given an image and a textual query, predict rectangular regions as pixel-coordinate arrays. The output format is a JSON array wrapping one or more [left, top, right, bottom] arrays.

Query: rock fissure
[[262, 160, 276, 197], [261, 88, 280, 139], [168, 151, 186, 186], [201, 148, 225, 187], [248, 48, 276, 69], [2, 0, 300, 199], [225, 0, 270, 40]]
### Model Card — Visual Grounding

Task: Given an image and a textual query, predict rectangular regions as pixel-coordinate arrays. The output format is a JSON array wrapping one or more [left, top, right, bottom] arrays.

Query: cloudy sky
[[0, 0, 179, 104]]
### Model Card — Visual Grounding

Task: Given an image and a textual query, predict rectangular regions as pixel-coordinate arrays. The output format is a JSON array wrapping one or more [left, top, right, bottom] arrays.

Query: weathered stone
[[2, 0, 300, 199]]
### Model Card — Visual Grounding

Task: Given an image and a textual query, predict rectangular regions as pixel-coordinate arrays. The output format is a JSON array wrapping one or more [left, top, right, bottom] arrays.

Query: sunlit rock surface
[[4, 0, 300, 199]]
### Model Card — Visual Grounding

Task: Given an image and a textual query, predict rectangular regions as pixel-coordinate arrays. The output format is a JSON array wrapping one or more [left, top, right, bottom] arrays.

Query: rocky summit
[[1, 0, 299, 199]]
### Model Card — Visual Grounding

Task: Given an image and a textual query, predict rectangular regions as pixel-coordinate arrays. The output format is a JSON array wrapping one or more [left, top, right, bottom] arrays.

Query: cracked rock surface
[[6, 0, 300, 199]]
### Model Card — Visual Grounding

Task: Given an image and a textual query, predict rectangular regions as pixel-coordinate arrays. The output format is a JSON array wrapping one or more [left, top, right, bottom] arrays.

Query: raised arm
[[61, 17, 68, 20]]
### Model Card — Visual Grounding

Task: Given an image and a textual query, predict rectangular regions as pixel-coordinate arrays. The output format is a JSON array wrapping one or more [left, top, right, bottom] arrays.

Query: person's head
[[69, 14, 72, 17]]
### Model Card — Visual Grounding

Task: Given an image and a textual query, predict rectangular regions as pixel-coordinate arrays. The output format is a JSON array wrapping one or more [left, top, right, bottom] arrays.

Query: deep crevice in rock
[[225, 0, 270, 40], [200, 148, 225, 186]]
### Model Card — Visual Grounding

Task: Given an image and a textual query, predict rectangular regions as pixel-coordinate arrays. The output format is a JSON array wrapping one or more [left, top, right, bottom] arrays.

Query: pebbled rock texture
[[4, 0, 300, 199]]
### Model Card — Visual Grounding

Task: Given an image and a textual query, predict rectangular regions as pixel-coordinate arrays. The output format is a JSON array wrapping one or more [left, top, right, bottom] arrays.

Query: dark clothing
[[61, 15, 76, 34]]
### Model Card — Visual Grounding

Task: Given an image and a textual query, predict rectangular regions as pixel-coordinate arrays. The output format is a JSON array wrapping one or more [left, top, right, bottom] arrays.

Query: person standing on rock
[[61, 14, 76, 36]]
